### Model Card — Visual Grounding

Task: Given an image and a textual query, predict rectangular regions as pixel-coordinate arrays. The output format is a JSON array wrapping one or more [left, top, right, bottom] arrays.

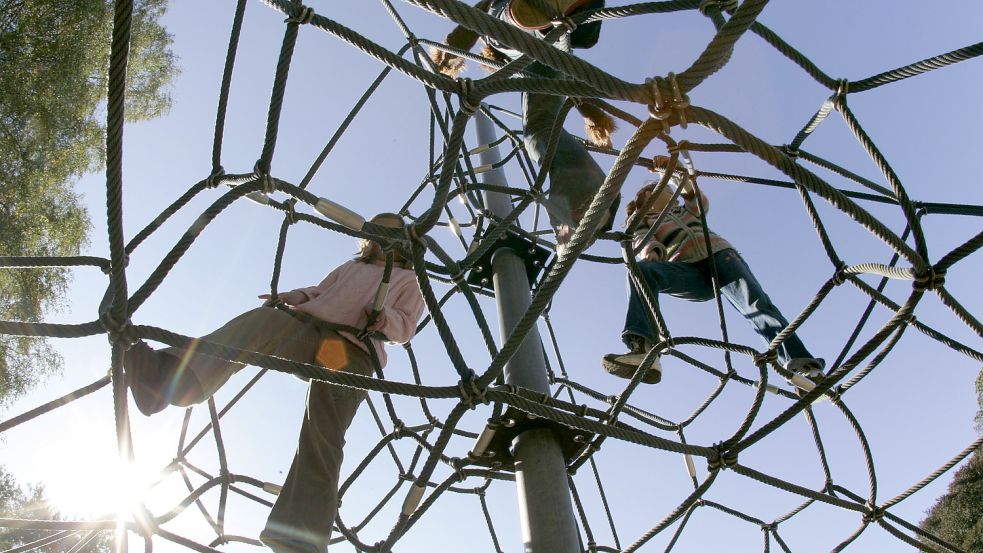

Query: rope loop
[[913, 267, 945, 290], [457, 77, 480, 114], [667, 72, 689, 128], [646, 77, 672, 134], [286, 5, 315, 25], [782, 144, 799, 159], [835, 78, 850, 97], [99, 311, 138, 347], [205, 166, 225, 189]]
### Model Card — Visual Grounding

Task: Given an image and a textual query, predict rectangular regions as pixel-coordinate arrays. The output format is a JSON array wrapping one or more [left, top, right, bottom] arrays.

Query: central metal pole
[[475, 110, 581, 553]]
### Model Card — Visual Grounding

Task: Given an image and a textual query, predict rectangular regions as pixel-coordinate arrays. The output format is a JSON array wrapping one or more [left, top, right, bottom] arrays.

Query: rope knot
[[457, 77, 479, 114], [668, 140, 691, 154], [836, 78, 850, 97], [99, 311, 138, 347], [832, 263, 849, 286], [253, 161, 276, 194], [457, 373, 487, 410], [646, 75, 689, 131], [205, 166, 225, 189], [913, 267, 945, 290], [862, 503, 885, 524], [783, 144, 799, 159], [707, 442, 737, 471], [404, 223, 426, 249], [753, 349, 778, 367], [451, 458, 468, 482], [284, 198, 298, 225], [286, 5, 315, 25], [699, 0, 738, 16], [392, 420, 406, 439]]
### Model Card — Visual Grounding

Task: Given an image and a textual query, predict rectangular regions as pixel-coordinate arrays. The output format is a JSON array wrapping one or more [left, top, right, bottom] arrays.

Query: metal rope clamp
[[466, 228, 551, 291], [466, 404, 592, 472]]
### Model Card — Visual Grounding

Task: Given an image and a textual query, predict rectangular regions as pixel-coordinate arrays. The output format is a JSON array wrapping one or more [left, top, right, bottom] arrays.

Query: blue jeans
[[623, 249, 815, 367], [486, 0, 612, 245]]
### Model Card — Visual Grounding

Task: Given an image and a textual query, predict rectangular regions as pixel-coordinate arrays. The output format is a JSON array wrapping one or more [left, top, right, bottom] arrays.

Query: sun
[[41, 418, 166, 521], [45, 447, 157, 520]]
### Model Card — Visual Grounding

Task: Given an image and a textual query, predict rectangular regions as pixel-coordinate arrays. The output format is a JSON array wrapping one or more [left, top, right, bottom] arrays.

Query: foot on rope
[[508, 0, 591, 30], [600, 334, 662, 384], [124, 340, 181, 416], [785, 357, 826, 398]]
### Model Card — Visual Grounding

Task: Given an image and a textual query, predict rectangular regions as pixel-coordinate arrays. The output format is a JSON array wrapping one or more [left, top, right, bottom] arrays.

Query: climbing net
[[2, 0, 983, 551]]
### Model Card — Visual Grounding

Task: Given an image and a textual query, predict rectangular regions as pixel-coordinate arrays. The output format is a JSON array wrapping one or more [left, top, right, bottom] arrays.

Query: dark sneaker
[[123, 341, 180, 416], [601, 352, 662, 384], [508, 0, 591, 30]]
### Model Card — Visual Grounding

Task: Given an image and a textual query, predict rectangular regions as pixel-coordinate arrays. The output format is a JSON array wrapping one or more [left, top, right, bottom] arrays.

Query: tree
[[0, 466, 112, 552], [919, 367, 983, 552], [919, 451, 983, 552], [0, 0, 178, 408]]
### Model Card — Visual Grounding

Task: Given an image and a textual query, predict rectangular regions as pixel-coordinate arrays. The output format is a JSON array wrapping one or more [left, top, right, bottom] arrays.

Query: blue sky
[[3, 1, 982, 552]]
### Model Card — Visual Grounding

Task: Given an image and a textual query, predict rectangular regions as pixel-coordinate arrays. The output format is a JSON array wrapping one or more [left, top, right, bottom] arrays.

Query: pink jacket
[[289, 259, 425, 368]]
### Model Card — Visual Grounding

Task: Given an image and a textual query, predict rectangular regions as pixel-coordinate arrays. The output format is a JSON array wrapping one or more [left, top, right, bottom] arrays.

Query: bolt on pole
[[474, 109, 581, 553]]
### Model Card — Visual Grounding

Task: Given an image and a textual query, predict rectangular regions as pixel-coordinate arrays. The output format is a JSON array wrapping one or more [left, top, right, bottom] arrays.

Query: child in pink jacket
[[123, 213, 425, 553]]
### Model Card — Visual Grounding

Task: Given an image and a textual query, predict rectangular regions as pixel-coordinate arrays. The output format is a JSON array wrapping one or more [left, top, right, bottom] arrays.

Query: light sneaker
[[785, 357, 825, 397], [508, 0, 592, 30]]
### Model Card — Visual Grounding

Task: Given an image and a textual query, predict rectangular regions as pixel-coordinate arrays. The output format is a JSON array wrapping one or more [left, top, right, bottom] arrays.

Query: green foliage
[[0, 466, 112, 552], [975, 367, 982, 433], [0, 0, 177, 407], [919, 451, 983, 552]]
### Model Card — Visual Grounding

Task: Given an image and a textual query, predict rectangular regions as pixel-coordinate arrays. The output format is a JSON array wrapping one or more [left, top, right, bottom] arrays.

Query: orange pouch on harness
[[315, 335, 350, 371]]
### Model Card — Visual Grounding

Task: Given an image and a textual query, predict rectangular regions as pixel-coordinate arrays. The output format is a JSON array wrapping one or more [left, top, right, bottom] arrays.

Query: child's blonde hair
[[624, 181, 676, 222], [355, 213, 413, 269]]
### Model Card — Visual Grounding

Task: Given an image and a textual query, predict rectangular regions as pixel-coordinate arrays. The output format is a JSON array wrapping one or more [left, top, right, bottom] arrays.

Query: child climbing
[[122, 213, 426, 553], [430, 0, 618, 251], [602, 158, 825, 390]]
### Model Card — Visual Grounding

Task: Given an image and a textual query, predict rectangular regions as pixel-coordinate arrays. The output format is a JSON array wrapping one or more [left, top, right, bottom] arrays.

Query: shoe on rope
[[123, 340, 181, 416], [600, 334, 661, 384], [508, 0, 592, 30], [785, 357, 826, 398]]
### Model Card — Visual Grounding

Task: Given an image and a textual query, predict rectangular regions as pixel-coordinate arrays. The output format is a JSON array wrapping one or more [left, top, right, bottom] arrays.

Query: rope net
[[2, 0, 982, 552]]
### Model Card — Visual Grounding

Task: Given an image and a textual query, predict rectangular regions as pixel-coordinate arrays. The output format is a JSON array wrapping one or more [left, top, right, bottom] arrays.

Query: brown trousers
[[164, 307, 372, 553]]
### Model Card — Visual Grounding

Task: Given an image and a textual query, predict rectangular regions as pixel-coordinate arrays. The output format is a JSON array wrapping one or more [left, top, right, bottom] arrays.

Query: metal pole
[[475, 110, 581, 553]]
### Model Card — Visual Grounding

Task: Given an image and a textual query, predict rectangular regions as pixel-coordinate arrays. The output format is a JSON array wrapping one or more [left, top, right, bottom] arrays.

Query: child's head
[[625, 181, 676, 222], [356, 213, 413, 268]]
